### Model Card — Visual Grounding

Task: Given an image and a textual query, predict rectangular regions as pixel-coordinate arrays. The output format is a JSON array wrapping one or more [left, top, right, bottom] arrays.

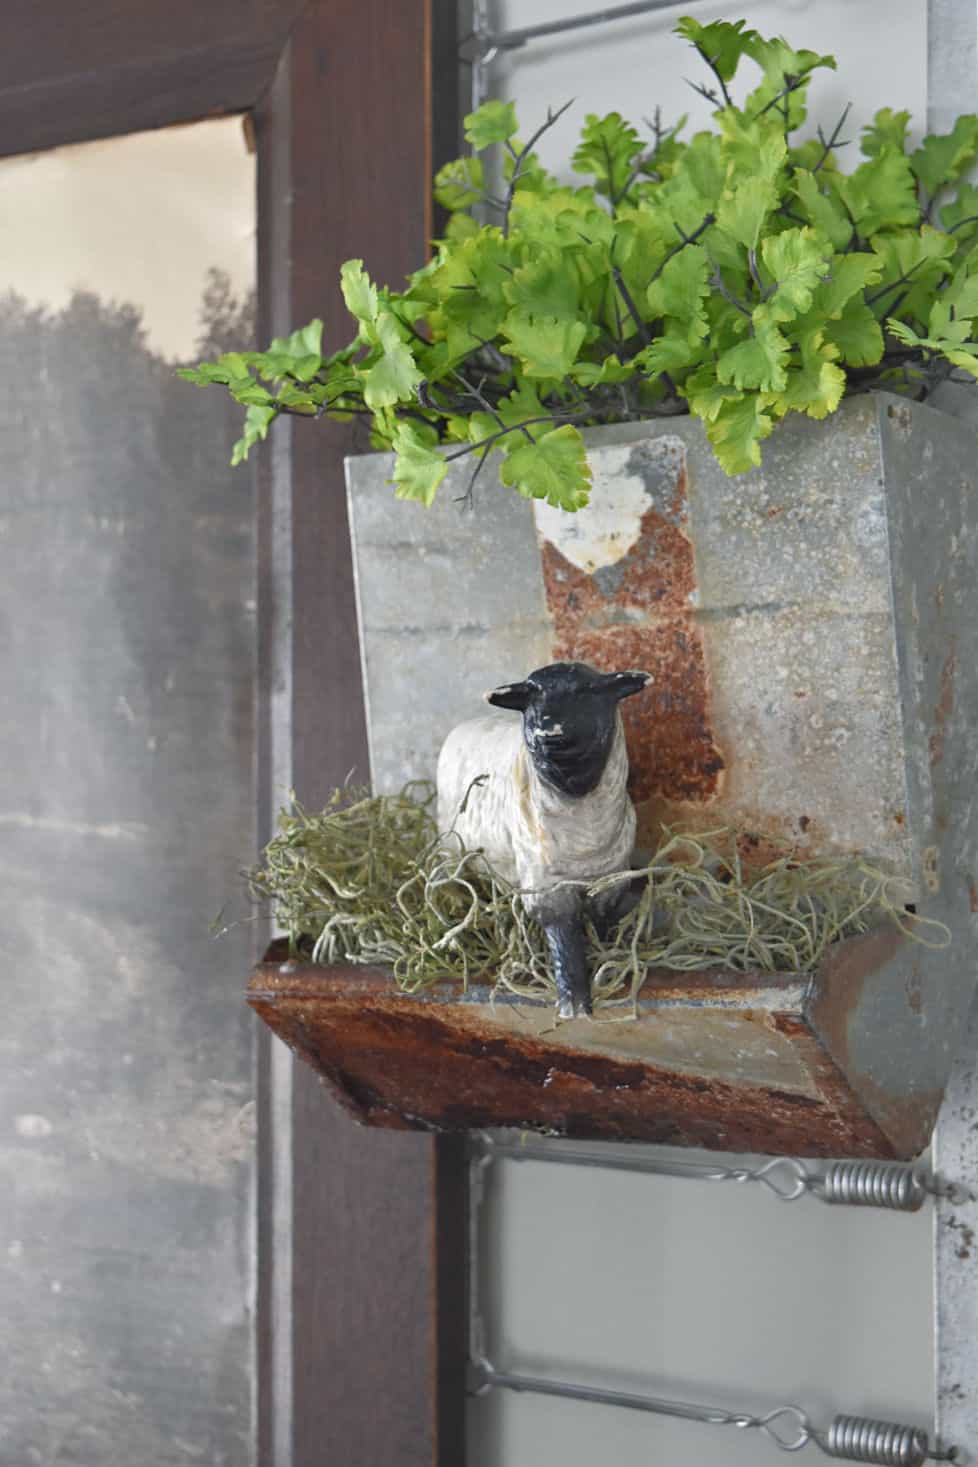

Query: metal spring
[[823, 1415, 931, 1465], [817, 1161, 927, 1212]]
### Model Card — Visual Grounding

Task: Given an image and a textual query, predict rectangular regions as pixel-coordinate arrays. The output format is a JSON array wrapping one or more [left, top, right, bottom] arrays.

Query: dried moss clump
[[251, 786, 947, 1010]]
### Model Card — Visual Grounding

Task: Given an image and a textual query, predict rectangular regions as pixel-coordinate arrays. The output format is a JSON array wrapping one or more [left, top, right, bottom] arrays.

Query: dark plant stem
[[611, 264, 651, 346], [709, 267, 753, 318], [866, 258, 928, 308], [644, 213, 716, 291], [812, 103, 852, 172], [502, 98, 575, 236], [694, 44, 733, 107], [753, 73, 803, 123]]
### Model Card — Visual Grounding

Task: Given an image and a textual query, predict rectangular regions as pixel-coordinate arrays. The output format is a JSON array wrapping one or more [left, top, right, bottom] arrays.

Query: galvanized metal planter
[[249, 392, 978, 1158]]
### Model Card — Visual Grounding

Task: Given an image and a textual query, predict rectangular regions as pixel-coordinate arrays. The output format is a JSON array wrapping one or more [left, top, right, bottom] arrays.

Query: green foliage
[[184, 17, 978, 503]]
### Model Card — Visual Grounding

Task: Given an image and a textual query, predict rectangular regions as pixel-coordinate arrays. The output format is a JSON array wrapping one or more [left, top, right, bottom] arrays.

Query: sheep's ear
[[485, 680, 532, 711], [605, 670, 653, 701]]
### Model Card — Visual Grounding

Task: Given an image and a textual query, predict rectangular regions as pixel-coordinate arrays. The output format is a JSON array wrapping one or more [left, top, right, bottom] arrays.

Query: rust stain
[[539, 466, 725, 820], [969, 877, 978, 914], [929, 638, 957, 768], [733, 825, 813, 870], [249, 952, 897, 1157]]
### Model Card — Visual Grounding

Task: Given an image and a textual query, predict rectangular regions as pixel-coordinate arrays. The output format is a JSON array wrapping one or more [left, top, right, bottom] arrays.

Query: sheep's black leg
[[588, 875, 643, 940], [542, 911, 592, 1019]]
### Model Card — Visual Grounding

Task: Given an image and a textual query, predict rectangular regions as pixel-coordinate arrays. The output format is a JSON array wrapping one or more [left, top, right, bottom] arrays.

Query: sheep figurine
[[436, 661, 651, 1019]]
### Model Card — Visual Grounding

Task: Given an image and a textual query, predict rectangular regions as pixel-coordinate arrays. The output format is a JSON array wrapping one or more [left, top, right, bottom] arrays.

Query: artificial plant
[[182, 15, 978, 510]]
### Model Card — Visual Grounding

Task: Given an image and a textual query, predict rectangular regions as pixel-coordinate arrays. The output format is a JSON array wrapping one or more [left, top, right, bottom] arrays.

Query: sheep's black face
[[486, 661, 651, 797]]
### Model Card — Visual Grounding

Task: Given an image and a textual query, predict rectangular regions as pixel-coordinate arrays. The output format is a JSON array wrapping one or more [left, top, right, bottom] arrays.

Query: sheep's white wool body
[[436, 712, 636, 908]]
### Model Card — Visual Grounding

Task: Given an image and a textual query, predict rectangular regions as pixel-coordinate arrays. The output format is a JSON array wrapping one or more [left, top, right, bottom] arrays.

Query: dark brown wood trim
[[254, 3, 466, 1464], [0, 2, 466, 1463], [0, 3, 307, 158]]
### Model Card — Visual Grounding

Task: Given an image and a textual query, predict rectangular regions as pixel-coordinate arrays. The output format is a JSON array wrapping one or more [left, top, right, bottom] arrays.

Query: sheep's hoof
[[557, 994, 592, 1020]]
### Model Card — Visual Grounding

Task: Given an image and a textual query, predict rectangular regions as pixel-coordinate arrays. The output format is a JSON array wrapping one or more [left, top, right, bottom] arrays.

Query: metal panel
[[248, 950, 895, 1156], [340, 395, 978, 1157]]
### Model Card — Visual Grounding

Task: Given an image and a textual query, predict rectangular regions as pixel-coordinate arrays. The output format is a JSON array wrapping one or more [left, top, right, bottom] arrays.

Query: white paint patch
[[15, 1114, 53, 1139], [533, 443, 652, 573]]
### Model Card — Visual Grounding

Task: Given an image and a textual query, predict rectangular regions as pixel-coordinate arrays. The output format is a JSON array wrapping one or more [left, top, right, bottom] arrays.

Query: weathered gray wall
[[0, 198, 256, 1460]]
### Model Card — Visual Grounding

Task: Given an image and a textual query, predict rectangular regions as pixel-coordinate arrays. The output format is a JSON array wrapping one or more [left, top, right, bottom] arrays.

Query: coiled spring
[[478, 1137, 932, 1213], [822, 1415, 932, 1465], [469, 1362, 954, 1465], [816, 1161, 927, 1212]]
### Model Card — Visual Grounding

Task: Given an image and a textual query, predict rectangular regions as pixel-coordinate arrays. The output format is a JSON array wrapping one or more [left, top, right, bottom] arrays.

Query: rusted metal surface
[[536, 438, 725, 834], [529, 401, 916, 872], [804, 398, 978, 1162], [249, 944, 898, 1158], [343, 393, 978, 1156]]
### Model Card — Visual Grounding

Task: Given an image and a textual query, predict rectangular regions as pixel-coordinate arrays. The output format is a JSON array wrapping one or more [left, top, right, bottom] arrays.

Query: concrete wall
[[468, 4, 937, 1463], [0, 119, 257, 1465]]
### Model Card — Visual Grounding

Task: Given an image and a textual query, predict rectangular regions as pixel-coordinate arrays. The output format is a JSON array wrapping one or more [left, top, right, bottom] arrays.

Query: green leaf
[[837, 151, 918, 236], [940, 182, 978, 236], [793, 170, 851, 252], [773, 332, 846, 419], [821, 298, 884, 365], [442, 211, 481, 244], [716, 175, 778, 251], [717, 322, 789, 392], [504, 248, 581, 321], [391, 423, 448, 506], [744, 38, 836, 133], [494, 382, 550, 435], [674, 16, 761, 83], [944, 266, 978, 318], [572, 112, 643, 202], [758, 228, 833, 324], [703, 392, 775, 475], [178, 361, 233, 386], [717, 112, 787, 185], [465, 100, 519, 151], [569, 354, 635, 387], [636, 332, 703, 377], [887, 314, 978, 376], [363, 314, 423, 408], [275, 320, 324, 361], [870, 226, 955, 320], [502, 312, 588, 379], [646, 243, 710, 343], [815, 253, 883, 317], [500, 424, 592, 510], [861, 108, 911, 159], [434, 155, 485, 212], [231, 404, 278, 465], [928, 299, 974, 344], [424, 229, 513, 358], [682, 365, 740, 422], [911, 116, 978, 196], [341, 260, 379, 325]]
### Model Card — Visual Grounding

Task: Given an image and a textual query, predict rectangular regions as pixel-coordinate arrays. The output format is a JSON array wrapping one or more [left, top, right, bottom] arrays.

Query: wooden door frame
[[0, 4, 467, 1464]]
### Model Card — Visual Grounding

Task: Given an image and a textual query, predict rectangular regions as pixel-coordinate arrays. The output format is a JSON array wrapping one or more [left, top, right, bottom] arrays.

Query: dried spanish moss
[[251, 786, 949, 1010]]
